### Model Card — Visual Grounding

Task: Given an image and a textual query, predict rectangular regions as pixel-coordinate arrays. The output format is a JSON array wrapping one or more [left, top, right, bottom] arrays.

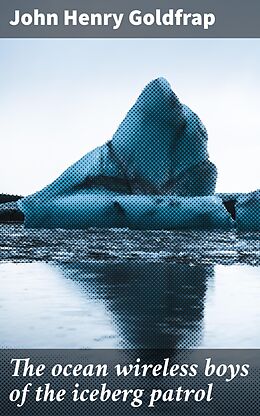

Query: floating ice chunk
[[236, 190, 260, 230]]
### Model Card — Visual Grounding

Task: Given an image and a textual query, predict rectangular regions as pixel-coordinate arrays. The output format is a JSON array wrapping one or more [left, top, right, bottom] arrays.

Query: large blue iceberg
[[18, 78, 233, 230]]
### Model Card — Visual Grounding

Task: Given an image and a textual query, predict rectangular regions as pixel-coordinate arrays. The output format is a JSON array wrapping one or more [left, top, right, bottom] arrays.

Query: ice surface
[[1, 224, 260, 266]]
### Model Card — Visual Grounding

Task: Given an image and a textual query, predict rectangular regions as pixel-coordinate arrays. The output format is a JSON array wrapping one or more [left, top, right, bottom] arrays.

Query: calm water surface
[[0, 260, 259, 348]]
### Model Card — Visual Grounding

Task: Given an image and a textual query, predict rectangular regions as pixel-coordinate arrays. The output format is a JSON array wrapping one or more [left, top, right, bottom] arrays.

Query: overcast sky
[[1, 39, 259, 196]]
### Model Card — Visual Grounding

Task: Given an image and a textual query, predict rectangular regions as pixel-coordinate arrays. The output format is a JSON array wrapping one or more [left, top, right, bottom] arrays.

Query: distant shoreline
[[0, 194, 24, 222], [0, 194, 23, 204]]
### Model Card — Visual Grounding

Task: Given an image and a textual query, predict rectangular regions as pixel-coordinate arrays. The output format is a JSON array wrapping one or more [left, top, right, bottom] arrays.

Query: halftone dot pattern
[[1, 349, 260, 416], [60, 262, 211, 349], [1, 78, 260, 415], [16, 77, 236, 230]]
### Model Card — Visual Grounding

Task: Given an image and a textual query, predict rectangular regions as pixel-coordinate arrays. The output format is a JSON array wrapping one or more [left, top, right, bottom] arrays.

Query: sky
[[1, 38, 259, 196]]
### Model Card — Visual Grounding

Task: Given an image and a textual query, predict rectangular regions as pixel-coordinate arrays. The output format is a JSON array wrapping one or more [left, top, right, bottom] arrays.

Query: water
[[0, 224, 260, 348]]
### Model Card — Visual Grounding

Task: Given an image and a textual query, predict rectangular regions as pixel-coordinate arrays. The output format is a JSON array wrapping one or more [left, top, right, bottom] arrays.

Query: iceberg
[[18, 77, 233, 230], [18, 194, 231, 230], [236, 190, 260, 231]]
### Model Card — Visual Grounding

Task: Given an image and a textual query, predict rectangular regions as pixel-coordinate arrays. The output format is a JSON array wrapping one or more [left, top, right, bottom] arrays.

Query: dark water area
[[0, 224, 260, 348]]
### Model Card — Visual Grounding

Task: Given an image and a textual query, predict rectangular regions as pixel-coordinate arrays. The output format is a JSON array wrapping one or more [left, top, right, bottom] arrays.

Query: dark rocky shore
[[0, 194, 24, 222]]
